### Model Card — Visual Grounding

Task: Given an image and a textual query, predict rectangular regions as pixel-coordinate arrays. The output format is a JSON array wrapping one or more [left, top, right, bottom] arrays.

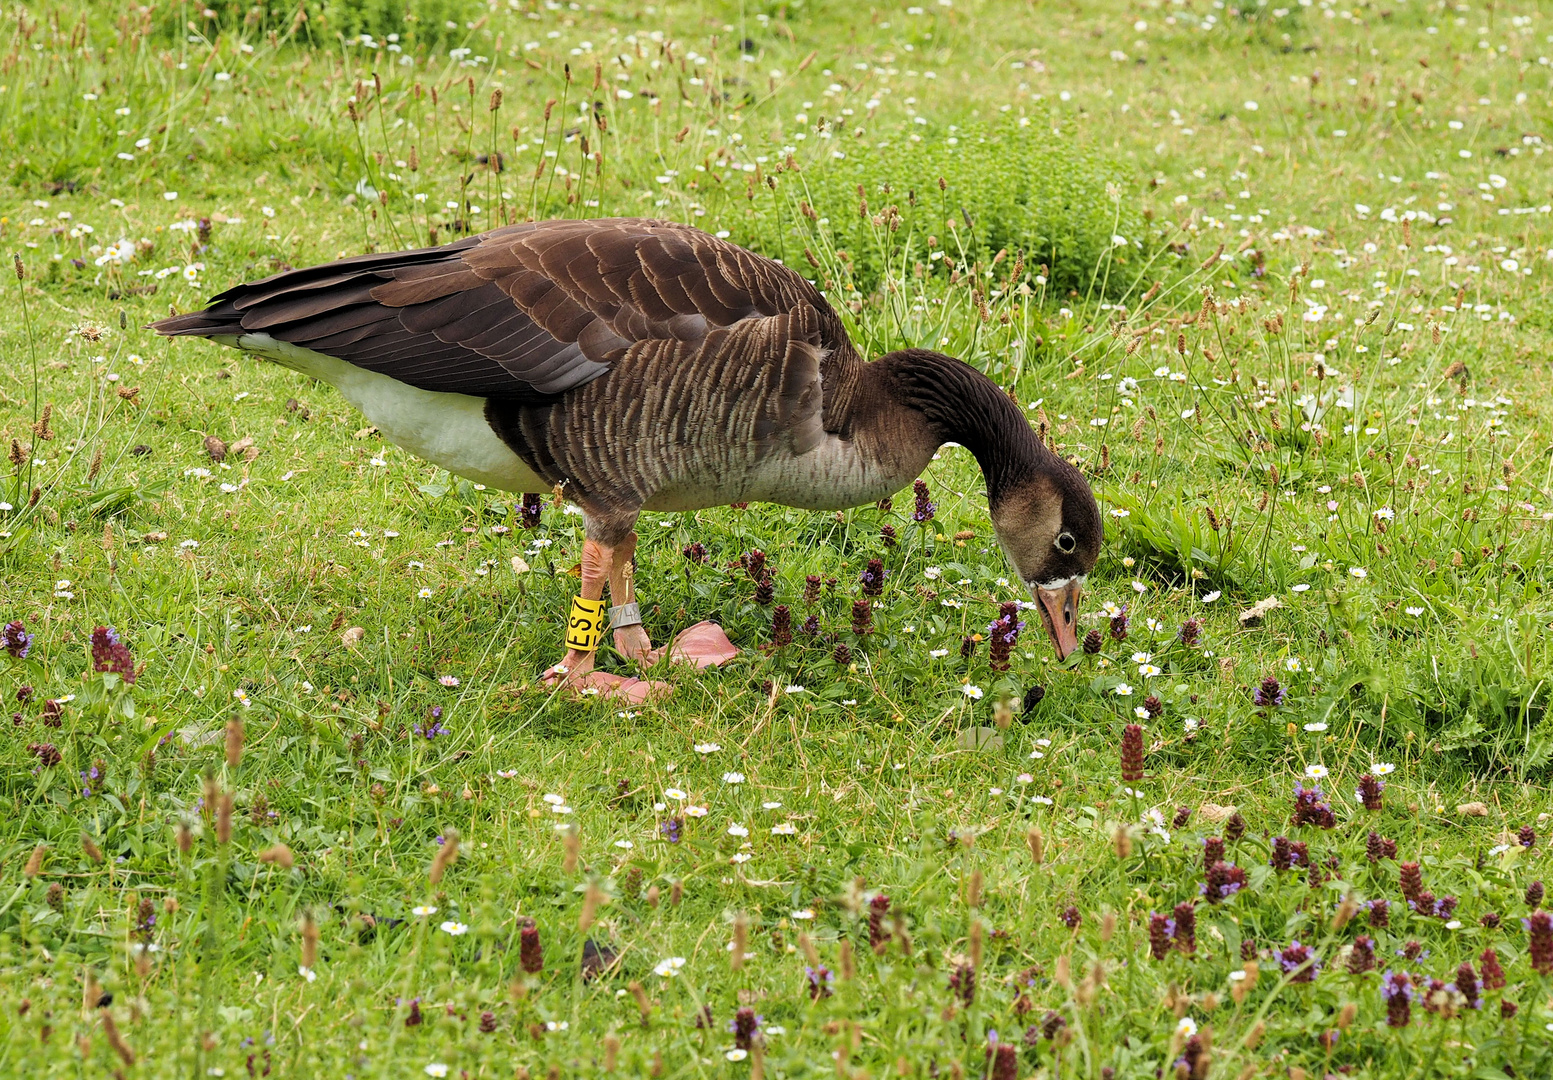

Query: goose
[[153, 217, 1101, 695]]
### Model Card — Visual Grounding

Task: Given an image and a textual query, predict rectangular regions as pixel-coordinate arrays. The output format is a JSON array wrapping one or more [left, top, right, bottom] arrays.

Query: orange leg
[[542, 528, 737, 701], [543, 536, 612, 684], [606, 532, 654, 661]]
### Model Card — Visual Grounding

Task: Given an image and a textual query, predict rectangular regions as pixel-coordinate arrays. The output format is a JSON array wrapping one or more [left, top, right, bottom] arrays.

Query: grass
[[3, 0, 1553, 1076]]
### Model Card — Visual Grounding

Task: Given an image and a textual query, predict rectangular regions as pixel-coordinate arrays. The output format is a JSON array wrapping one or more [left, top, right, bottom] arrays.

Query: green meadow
[[2, 0, 1553, 1076]]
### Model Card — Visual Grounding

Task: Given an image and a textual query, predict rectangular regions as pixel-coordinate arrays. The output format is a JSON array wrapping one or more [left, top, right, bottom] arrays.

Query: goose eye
[[1055, 531, 1076, 554]]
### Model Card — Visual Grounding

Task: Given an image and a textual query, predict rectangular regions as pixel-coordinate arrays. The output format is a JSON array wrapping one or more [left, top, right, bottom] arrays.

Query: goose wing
[[152, 218, 854, 402]]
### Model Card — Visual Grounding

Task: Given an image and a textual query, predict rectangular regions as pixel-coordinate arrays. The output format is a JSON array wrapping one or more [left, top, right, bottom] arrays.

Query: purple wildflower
[[413, 705, 447, 739], [859, 558, 886, 597], [1272, 939, 1319, 982], [1252, 675, 1286, 708], [519, 493, 543, 529], [729, 1008, 762, 1050], [1290, 783, 1337, 829], [90, 626, 137, 683], [2, 620, 33, 659], [1356, 773, 1385, 811], [911, 479, 936, 523], [1201, 861, 1247, 903], [1382, 973, 1413, 1027]]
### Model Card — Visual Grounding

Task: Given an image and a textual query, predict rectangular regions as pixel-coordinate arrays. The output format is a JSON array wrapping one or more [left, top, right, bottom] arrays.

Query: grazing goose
[[153, 218, 1101, 692]]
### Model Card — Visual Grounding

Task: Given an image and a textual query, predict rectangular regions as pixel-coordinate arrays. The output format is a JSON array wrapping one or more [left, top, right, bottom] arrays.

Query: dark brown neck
[[880, 349, 1051, 504]]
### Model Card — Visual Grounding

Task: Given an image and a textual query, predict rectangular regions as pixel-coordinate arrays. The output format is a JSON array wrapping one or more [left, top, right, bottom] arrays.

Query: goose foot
[[541, 532, 739, 699], [613, 623, 654, 662]]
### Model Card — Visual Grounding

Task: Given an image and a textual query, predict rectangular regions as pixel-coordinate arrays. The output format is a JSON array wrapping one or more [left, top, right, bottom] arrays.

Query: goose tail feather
[[148, 302, 243, 338]]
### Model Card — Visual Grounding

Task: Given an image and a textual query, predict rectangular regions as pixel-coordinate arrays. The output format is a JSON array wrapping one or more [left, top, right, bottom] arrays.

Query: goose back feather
[[155, 218, 858, 404]]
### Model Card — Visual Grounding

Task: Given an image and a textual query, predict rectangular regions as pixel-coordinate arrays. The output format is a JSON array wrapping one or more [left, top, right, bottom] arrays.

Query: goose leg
[[602, 531, 737, 669], [542, 536, 613, 684], [605, 532, 655, 661]]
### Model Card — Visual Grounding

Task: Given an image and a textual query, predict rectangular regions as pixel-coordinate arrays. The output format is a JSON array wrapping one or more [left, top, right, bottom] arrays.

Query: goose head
[[989, 464, 1102, 660]]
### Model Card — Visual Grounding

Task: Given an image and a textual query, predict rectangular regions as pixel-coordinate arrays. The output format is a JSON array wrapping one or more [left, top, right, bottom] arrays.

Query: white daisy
[[653, 956, 687, 977]]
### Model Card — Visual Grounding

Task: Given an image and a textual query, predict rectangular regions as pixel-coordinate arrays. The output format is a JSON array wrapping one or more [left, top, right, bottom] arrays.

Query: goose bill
[[1035, 579, 1083, 661]]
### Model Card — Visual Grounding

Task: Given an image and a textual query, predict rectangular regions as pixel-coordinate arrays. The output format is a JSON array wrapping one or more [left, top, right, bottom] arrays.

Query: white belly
[[639, 435, 919, 512], [220, 333, 547, 493], [741, 436, 909, 510]]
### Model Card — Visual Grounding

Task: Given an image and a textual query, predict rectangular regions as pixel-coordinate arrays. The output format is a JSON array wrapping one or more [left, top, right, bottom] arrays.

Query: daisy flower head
[[1371, 762, 1396, 776], [439, 920, 469, 936], [1305, 764, 1329, 780], [962, 684, 984, 699], [653, 956, 687, 977]]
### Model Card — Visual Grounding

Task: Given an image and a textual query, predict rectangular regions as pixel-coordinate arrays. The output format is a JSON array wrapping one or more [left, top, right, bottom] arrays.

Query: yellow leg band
[[565, 595, 609, 652]]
